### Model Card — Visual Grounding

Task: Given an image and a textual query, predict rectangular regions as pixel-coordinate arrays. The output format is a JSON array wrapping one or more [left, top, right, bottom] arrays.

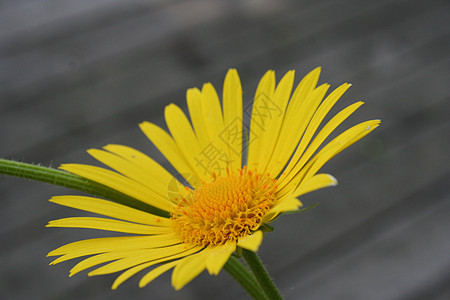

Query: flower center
[[171, 168, 277, 247]]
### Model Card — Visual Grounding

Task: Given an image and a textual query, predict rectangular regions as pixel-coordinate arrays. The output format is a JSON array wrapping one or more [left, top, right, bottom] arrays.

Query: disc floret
[[172, 167, 277, 247]]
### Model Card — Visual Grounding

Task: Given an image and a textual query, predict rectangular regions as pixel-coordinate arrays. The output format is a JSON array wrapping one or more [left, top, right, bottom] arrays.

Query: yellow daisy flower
[[47, 67, 380, 290]]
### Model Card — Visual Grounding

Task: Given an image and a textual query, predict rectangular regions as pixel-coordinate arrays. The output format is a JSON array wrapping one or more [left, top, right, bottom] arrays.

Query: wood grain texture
[[1, 0, 449, 299]]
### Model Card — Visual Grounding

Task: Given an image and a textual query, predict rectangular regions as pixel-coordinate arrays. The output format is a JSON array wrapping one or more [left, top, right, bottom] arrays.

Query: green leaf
[[283, 202, 319, 214], [260, 223, 274, 232]]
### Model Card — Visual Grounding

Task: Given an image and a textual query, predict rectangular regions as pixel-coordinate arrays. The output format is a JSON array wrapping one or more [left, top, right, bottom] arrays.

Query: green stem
[[242, 249, 284, 300], [224, 256, 269, 300], [0, 159, 169, 218]]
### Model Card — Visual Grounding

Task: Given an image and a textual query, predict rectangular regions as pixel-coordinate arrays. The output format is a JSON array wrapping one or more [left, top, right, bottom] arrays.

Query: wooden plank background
[[1, 0, 449, 299]]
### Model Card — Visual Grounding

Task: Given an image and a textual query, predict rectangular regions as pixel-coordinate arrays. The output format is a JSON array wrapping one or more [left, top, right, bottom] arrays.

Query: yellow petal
[[277, 101, 365, 193], [101, 144, 190, 202], [59, 164, 175, 212], [49, 195, 171, 226], [103, 144, 175, 187], [180, 82, 237, 180], [68, 244, 195, 277], [87, 148, 170, 201], [188, 86, 228, 179], [139, 260, 180, 288], [255, 70, 295, 173], [165, 104, 200, 153], [247, 70, 275, 170], [140, 121, 201, 187], [205, 242, 236, 275], [46, 217, 173, 235], [283, 120, 380, 194], [223, 68, 243, 170], [89, 244, 201, 276], [299, 84, 352, 155], [294, 173, 337, 197], [278, 84, 350, 179], [264, 68, 321, 177], [302, 120, 381, 182], [69, 251, 126, 277], [237, 230, 263, 252], [171, 251, 208, 290], [48, 234, 179, 261], [112, 245, 202, 289], [196, 83, 233, 178], [290, 67, 321, 106], [266, 196, 302, 217], [266, 83, 329, 177], [187, 88, 210, 148], [165, 104, 209, 180], [201, 83, 224, 138]]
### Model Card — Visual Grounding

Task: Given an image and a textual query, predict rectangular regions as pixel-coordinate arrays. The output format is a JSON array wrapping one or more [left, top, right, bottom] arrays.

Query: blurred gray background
[[1, 0, 449, 299]]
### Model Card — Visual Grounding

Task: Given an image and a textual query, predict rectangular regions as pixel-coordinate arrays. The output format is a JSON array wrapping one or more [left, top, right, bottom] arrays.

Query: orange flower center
[[171, 168, 277, 247]]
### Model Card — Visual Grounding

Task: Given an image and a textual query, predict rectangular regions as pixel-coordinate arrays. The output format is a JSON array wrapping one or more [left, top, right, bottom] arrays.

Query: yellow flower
[[47, 68, 380, 290]]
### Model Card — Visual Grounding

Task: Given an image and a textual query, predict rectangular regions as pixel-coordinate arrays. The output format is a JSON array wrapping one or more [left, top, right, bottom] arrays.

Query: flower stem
[[0, 159, 169, 218], [224, 256, 269, 300], [242, 249, 284, 300]]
